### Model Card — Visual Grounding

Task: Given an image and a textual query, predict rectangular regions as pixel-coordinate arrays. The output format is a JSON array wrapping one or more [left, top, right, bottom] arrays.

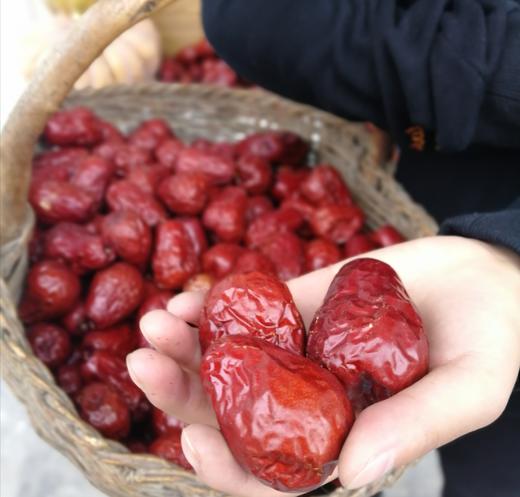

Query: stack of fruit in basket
[[21, 106, 406, 469], [158, 38, 252, 87]]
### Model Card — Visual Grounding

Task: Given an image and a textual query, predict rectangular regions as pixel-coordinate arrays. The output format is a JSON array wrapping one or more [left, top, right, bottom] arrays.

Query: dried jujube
[[77, 382, 130, 440], [307, 258, 429, 410], [198, 271, 305, 355], [148, 431, 192, 470], [85, 262, 144, 329], [152, 220, 199, 289], [201, 336, 354, 491], [19, 260, 80, 323]]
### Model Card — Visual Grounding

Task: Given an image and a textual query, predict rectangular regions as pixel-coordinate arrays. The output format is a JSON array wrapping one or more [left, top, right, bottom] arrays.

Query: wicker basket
[[0, 1, 438, 496]]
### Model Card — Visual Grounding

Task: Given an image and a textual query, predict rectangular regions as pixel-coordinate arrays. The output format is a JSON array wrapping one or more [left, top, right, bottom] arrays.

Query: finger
[[182, 425, 336, 497], [338, 356, 513, 490], [126, 348, 217, 427], [167, 291, 207, 326], [139, 310, 201, 371]]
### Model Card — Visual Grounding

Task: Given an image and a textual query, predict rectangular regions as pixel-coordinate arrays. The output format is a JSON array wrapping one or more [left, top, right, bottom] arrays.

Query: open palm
[[127, 236, 520, 496]]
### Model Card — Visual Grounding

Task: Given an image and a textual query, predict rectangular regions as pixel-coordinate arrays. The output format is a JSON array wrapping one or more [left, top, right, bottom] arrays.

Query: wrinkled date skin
[[85, 262, 144, 329], [113, 144, 153, 176], [245, 195, 273, 224], [148, 431, 193, 470], [106, 180, 167, 227], [258, 232, 304, 281], [126, 164, 170, 196], [344, 234, 377, 258], [155, 138, 184, 169], [43, 222, 115, 274], [246, 210, 303, 249], [101, 211, 152, 268], [199, 271, 305, 354], [77, 382, 130, 440], [70, 156, 115, 209], [19, 260, 81, 323], [82, 324, 138, 358], [202, 243, 244, 279], [236, 155, 272, 194], [152, 408, 186, 435], [310, 205, 364, 244], [370, 225, 405, 247], [236, 131, 308, 166], [307, 258, 429, 410], [280, 195, 315, 225], [152, 221, 199, 289], [80, 351, 150, 421], [61, 302, 89, 335], [175, 148, 235, 185], [304, 239, 342, 272], [28, 323, 71, 368], [44, 107, 102, 146], [300, 164, 353, 206], [202, 187, 247, 243], [137, 291, 172, 322], [98, 120, 125, 142], [33, 147, 89, 175], [31, 148, 88, 188], [272, 166, 309, 200], [129, 119, 173, 152], [232, 250, 276, 276], [201, 336, 354, 491], [126, 441, 148, 454], [93, 141, 124, 164], [57, 364, 83, 395], [178, 217, 208, 258], [30, 180, 97, 225], [29, 228, 44, 264], [157, 172, 209, 216], [202, 59, 238, 86], [158, 38, 251, 88]]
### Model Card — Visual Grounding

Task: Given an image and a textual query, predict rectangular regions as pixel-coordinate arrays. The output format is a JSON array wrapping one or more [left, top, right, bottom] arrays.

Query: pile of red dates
[[158, 38, 252, 87], [201, 260, 429, 491], [21, 105, 423, 489]]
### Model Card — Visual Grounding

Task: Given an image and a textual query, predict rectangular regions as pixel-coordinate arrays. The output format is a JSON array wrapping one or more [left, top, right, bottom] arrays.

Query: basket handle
[[0, 0, 174, 246]]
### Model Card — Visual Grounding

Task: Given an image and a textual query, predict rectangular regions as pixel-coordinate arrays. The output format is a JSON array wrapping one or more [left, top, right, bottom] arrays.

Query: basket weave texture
[[0, 2, 437, 497]]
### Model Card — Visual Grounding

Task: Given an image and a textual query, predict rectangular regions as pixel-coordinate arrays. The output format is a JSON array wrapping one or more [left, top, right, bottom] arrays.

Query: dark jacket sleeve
[[439, 198, 520, 254], [202, 0, 520, 152]]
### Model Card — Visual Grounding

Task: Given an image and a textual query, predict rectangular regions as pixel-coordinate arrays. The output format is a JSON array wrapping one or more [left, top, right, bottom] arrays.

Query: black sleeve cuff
[[439, 198, 520, 254]]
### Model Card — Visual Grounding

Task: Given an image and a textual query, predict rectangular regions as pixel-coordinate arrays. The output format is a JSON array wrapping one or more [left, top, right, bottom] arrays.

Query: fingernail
[[181, 432, 200, 471], [126, 353, 143, 388], [346, 450, 395, 489]]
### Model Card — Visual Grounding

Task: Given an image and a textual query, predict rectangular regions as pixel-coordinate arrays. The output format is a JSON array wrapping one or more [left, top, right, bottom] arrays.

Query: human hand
[[126, 236, 520, 496]]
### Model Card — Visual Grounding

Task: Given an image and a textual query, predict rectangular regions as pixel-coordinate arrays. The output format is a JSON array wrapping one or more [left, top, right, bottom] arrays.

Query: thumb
[[338, 357, 513, 490]]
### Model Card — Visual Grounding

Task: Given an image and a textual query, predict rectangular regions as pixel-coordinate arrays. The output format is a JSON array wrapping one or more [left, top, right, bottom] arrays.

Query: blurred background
[[1, 2, 442, 496]]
